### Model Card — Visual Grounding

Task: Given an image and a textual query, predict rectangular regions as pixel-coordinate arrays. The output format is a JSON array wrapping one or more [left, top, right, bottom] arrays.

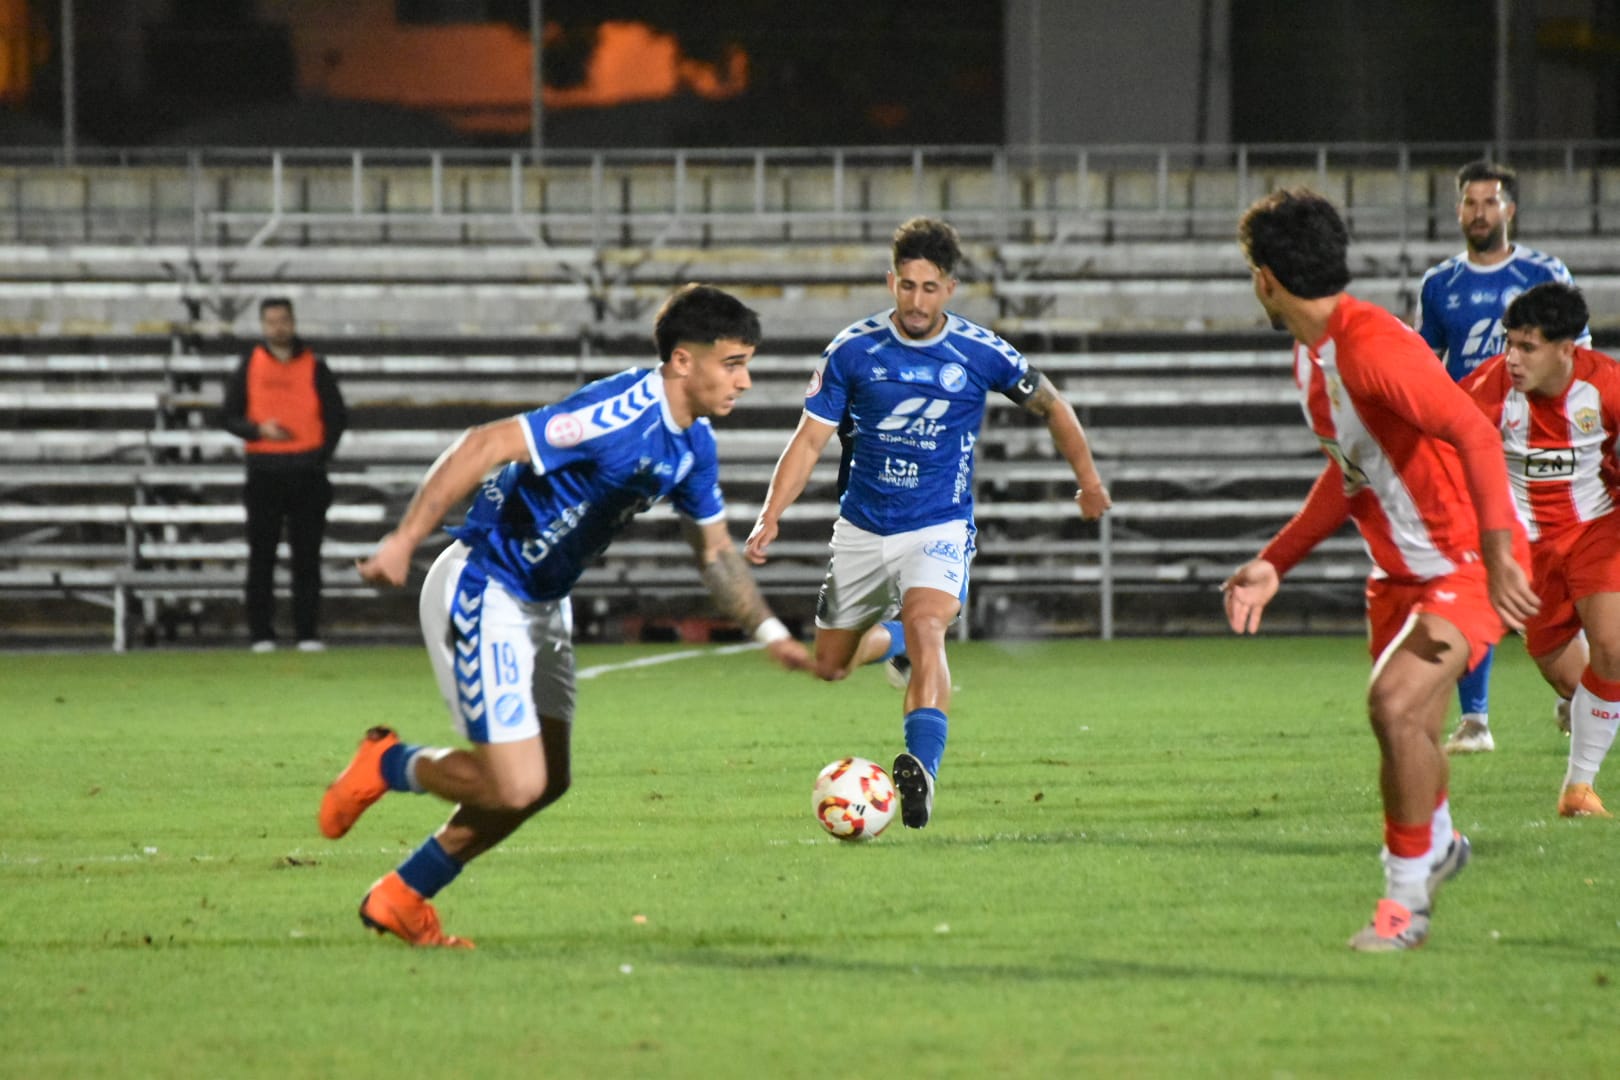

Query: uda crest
[[1575, 407, 1601, 435], [939, 363, 967, 392]]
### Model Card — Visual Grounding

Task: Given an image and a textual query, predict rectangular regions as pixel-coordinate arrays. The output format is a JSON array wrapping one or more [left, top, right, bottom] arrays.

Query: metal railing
[[4, 140, 1620, 250]]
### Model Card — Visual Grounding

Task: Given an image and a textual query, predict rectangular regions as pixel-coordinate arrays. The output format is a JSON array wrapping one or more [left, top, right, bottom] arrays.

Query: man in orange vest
[[221, 297, 347, 652]]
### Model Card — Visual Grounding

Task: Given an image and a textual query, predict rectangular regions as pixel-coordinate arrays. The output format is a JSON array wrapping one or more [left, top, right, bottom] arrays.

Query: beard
[[1464, 221, 1506, 254]]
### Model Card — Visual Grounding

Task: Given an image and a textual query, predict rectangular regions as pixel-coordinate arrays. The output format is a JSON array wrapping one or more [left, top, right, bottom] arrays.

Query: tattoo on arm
[[1021, 376, 1062, 418], [701, 545, 774, 633]]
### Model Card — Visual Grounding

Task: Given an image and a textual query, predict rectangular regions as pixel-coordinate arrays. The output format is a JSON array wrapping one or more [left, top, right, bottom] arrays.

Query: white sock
[[1460, 711, 1488, 729], [1429, 798, 1454, 859], [1566, 680, 1620, 788], [405, 747, 453, 794], [1381, 848, 1430, 911]]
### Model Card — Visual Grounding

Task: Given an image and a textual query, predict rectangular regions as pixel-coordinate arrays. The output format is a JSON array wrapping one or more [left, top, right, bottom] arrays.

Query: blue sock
[[869, 620, 907, 664], [1458, 644, 1493, 716], [396, 836, 462, 899], [903, 707, 948, 778], [379, 742, 425, 793]]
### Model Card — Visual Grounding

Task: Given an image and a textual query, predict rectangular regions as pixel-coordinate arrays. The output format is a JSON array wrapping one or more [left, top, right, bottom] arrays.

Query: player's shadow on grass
[[658, 947, 1383, 988], [922, 830, 1359, 860]]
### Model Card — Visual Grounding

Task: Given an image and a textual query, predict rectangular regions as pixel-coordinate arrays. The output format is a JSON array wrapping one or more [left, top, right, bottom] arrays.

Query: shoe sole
[[891, 752, 932, 829]]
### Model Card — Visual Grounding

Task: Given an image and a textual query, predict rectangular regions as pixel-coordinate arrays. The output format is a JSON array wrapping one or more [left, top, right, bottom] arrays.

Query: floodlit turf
[[2, 638, 1616, 1078]]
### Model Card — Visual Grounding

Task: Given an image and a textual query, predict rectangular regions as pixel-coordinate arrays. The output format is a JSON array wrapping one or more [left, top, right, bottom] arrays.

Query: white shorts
[[815, 518, 974, 631], [420, 542, 576, 745]]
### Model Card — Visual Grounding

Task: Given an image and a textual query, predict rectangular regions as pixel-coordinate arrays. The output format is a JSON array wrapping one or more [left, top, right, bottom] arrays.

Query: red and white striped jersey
[[1261, 295, 1519, 583], [1461, 346, 1620, 543]]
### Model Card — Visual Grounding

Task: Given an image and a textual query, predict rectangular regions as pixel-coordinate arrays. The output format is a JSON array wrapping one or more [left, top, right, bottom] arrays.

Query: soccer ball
[[812, 757, 897, 841]]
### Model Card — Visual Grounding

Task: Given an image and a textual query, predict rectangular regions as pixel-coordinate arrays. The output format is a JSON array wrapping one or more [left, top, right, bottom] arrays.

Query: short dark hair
[[259, 297, 294, 318], [653, 283, 762, 363], [892, 217, 962, 277], [1456, 160, 1518, 204], [1503, 282, 1588, 343], [1238, 188, 1351, 300]]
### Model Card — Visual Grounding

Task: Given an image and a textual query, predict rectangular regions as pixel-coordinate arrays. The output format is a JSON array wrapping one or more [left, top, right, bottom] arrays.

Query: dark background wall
[[3, 0, 1619, 149]]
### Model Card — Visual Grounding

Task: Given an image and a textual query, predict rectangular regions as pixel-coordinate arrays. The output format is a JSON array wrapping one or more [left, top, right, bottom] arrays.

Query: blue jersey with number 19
[[447, 368, 725, 603], [803, 310, 1028, 536], [1416, 245, 1585, 381]]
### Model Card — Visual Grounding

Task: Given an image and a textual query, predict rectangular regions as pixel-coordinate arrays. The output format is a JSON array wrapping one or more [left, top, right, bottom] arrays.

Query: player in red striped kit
[[1224, 189, 1539, 951], [1460, 282, 1620, 818]]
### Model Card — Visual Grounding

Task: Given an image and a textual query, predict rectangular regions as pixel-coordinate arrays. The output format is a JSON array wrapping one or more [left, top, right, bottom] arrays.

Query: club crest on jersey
[[939, 363, 967, 392], [804, 368, 822, 398], [675, 451, 695, 483], [545, 413, 584, 448], [494, 693, 527, 728], [1575, 407, 1601, 435]]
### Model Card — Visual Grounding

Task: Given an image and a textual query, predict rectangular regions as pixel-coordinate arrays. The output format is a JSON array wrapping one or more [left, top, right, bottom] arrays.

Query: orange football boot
[[318, 726, 399, 839], [359, 872, 474, 949], [1558, 783, 1611, 818]]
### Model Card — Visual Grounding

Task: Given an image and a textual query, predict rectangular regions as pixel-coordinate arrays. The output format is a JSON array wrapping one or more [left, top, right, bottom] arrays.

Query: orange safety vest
[[243, 345, 327, 456]]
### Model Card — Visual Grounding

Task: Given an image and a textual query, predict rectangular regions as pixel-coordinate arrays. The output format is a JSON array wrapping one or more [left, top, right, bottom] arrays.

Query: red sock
[[1580, 667, 1620, 702], [1384, 817, 1431, 858]]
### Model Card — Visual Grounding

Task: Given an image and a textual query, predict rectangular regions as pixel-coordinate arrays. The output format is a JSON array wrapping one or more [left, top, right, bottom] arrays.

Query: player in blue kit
[[319, 284, 812, 948], [745, 217, 1112, 828], [1415, 160, 1588, 754]]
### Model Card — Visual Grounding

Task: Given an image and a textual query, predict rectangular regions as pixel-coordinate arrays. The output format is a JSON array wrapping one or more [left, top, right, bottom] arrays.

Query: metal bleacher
[[6, 140, 1620, 648]]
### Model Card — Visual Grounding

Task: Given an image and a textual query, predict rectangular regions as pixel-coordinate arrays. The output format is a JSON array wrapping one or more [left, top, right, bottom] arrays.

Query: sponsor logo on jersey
[[1575, 407, 1601, 435], [879, 455, 921, 488], [495, 692, 527, 728], [1462, 317, 1501, 358], [939, 363, 967, 392], [545, 413, 584, 447], [923, 539, 963, 563], [1525, 447, 1576, 478], [1318, 436, 1369, 496], [876, 396, 950, 438]]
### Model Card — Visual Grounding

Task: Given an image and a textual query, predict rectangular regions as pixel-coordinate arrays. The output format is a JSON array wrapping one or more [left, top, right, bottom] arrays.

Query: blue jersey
[[804, 310, 1028, 535], [447, 368, 725, 602], [1416, 246, 1584, 381]]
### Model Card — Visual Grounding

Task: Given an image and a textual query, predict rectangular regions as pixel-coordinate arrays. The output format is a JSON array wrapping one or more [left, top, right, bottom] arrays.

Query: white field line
[[576, 641, 760, 680]]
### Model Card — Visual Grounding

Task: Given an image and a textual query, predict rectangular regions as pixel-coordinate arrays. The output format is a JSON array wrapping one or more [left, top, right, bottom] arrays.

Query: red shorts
[[1525, 513, 1620, 657], [1365, 562, 1506, 673]]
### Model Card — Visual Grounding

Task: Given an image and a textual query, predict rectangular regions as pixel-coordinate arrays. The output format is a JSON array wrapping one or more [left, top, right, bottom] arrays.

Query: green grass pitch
[[2, 638, 1616, 1078]]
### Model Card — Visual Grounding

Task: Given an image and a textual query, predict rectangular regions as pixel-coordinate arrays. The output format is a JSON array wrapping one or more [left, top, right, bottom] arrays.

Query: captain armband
[[1002, 367, 1043, 406], [753, 617, 792, 645]]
